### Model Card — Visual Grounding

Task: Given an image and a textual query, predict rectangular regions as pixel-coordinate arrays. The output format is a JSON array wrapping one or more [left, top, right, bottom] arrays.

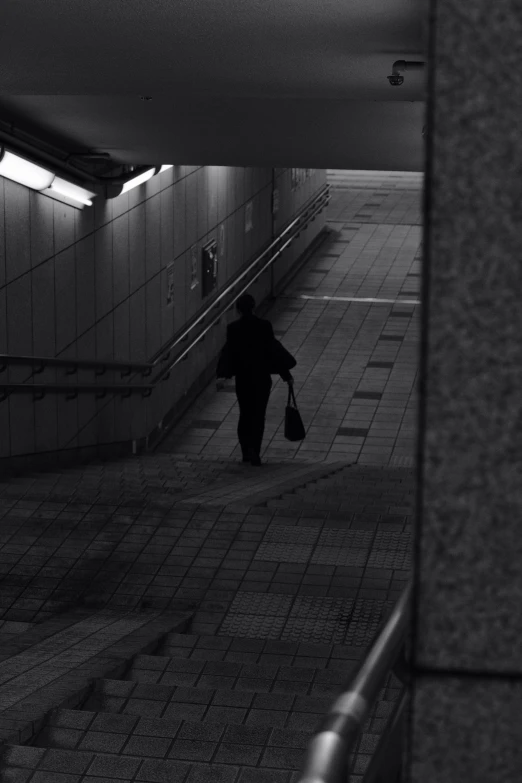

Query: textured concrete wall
[[0, 165, 326, 463], [410, 0, 522, 778]]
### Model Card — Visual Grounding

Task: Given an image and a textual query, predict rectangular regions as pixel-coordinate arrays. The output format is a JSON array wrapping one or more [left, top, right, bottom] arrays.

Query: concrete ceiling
[[0, 0, 428, 171]]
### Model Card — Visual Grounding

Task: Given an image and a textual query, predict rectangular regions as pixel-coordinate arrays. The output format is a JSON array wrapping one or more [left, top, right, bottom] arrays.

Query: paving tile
[[187, 764, 241, 783], [137, 758, 191, 782], [86, 754, 142, 778], [204, 707, 248, 725], [260, 747, 305, 769], [0, 745, 46, 767], [122, 734, 173, 757], [28, 773, 81, 783], [213, 743, 263, 766], [238, 770, 290, 783], [40, 748, 93, 774], [169, 739, 217, 762], [50, 710, 96, 731]]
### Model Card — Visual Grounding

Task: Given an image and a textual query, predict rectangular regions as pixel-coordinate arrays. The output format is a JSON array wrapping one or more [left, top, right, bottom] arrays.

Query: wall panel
[[32, 261, 56, 357], [114, 300, 130, 363], [53, 199, 75, 255], [0, 287, 7, 354], [9, 396, 35, 456], [145, 275, 161, 357], [76, 235, 96, 338], [94, 224, 113, 320], [33, 396, 58, 454], [129, 288, 146, 363], [113, 213, 130, 306], [6, 274, 32, 356], [129, 203, 146, 292], [145, 195, 161, 280], [95, 312, 114, 361], [5, 180, 30, 283], [160, 186, 174, 269], [29, 193, 54, 269], [0, 179, 5, 291], [55, 246, 77, 354]]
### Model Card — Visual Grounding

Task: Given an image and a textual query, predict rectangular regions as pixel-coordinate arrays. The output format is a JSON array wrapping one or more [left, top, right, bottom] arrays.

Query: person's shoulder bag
[[284, 385, 306, 441], [269, 339, 297, 375]]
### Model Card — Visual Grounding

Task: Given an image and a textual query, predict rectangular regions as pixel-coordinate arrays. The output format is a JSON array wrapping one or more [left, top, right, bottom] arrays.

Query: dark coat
[[217, 315, 293, 381]]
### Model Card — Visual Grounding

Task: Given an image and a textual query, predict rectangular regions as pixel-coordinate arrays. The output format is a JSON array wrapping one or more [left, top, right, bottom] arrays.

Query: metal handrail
[[298, 582, 412, 783], [0, 382, 154, 402], [0, 354, 153, 376], [0, 184, 330, 399]]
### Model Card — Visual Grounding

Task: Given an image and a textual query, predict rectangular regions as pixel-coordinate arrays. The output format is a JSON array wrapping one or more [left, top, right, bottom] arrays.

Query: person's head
[[236, 293, 255, 316]]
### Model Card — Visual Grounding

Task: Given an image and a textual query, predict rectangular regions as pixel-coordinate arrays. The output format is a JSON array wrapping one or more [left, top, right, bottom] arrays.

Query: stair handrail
[[298, 582, 412, 783], [0, 382, 154, 402], [0, 184, 330, 399], [0, 354, 153, 376]]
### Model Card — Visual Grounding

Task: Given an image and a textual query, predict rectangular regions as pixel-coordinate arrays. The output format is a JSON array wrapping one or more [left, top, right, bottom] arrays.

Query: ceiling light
[[49, 176, 96, 206], [120, 167, 156, 193], [0, 148, 55, 190]]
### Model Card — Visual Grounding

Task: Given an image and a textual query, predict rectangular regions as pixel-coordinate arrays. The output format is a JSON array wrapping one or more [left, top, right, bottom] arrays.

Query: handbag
[[269, 339, 297, 375], [218, 335, 296, 378], [284, 385, 306, 441]]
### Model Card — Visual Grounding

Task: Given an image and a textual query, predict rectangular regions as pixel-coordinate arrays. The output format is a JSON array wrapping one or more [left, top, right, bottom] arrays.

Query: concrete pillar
[[408, 0, 522, 779]]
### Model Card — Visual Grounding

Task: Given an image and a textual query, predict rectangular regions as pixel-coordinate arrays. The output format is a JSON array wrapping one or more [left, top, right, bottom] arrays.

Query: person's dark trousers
[[235, 373, 272, 460]]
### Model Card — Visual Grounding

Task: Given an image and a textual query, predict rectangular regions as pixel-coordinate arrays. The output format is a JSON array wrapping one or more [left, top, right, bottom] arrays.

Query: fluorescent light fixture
[[120, 167, 156, 193], [0, 149, 55, 190], [159, 165, 173, 173], [50, 176, 96, 206]]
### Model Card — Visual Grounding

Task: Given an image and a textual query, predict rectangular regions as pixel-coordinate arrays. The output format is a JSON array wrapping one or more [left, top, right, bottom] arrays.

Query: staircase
[[0, 461, 414, 782], [1, 629, 403, 782]]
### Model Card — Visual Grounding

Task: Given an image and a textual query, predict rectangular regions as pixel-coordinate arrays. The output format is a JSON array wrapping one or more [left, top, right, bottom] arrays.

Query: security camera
[[387, 73, 404, 86]]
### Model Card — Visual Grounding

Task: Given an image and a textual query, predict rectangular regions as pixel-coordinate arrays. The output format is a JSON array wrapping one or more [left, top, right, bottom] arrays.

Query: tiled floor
[[0, 171, 421, 779]]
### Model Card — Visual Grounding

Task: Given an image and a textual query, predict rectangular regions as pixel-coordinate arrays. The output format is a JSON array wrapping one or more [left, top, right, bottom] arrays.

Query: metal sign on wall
[[201, 238, 218, 298]]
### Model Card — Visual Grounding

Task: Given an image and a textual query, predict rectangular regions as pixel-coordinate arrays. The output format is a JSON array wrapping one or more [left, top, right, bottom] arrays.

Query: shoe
[[241, 449, 252, 463], [250, 455, 262, 466]]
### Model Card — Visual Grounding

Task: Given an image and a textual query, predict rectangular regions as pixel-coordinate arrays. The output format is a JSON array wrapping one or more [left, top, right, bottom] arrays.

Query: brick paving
[[0, 171, 421, 782]]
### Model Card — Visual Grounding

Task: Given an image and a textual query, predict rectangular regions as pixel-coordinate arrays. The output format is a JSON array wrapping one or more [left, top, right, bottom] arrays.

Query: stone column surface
[[409, 0, 522, 779]]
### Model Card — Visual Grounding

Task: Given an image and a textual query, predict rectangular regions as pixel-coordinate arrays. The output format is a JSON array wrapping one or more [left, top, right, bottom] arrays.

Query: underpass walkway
[[0, 170, 422, 782]]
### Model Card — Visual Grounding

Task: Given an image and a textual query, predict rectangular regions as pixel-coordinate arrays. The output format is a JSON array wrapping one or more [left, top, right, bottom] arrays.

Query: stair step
[[1, 743, 313, 780], [83, 675, 400, 726], [34, 710, 315, 755], [84, 680, 350, 724], [2, 721, 389, 780], [126, 654, 358, 694], [157, 632, 367, 666]]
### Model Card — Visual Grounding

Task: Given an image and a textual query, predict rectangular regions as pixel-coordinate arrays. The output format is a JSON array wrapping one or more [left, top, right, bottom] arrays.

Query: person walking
[[216, 293, 294, 466]]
